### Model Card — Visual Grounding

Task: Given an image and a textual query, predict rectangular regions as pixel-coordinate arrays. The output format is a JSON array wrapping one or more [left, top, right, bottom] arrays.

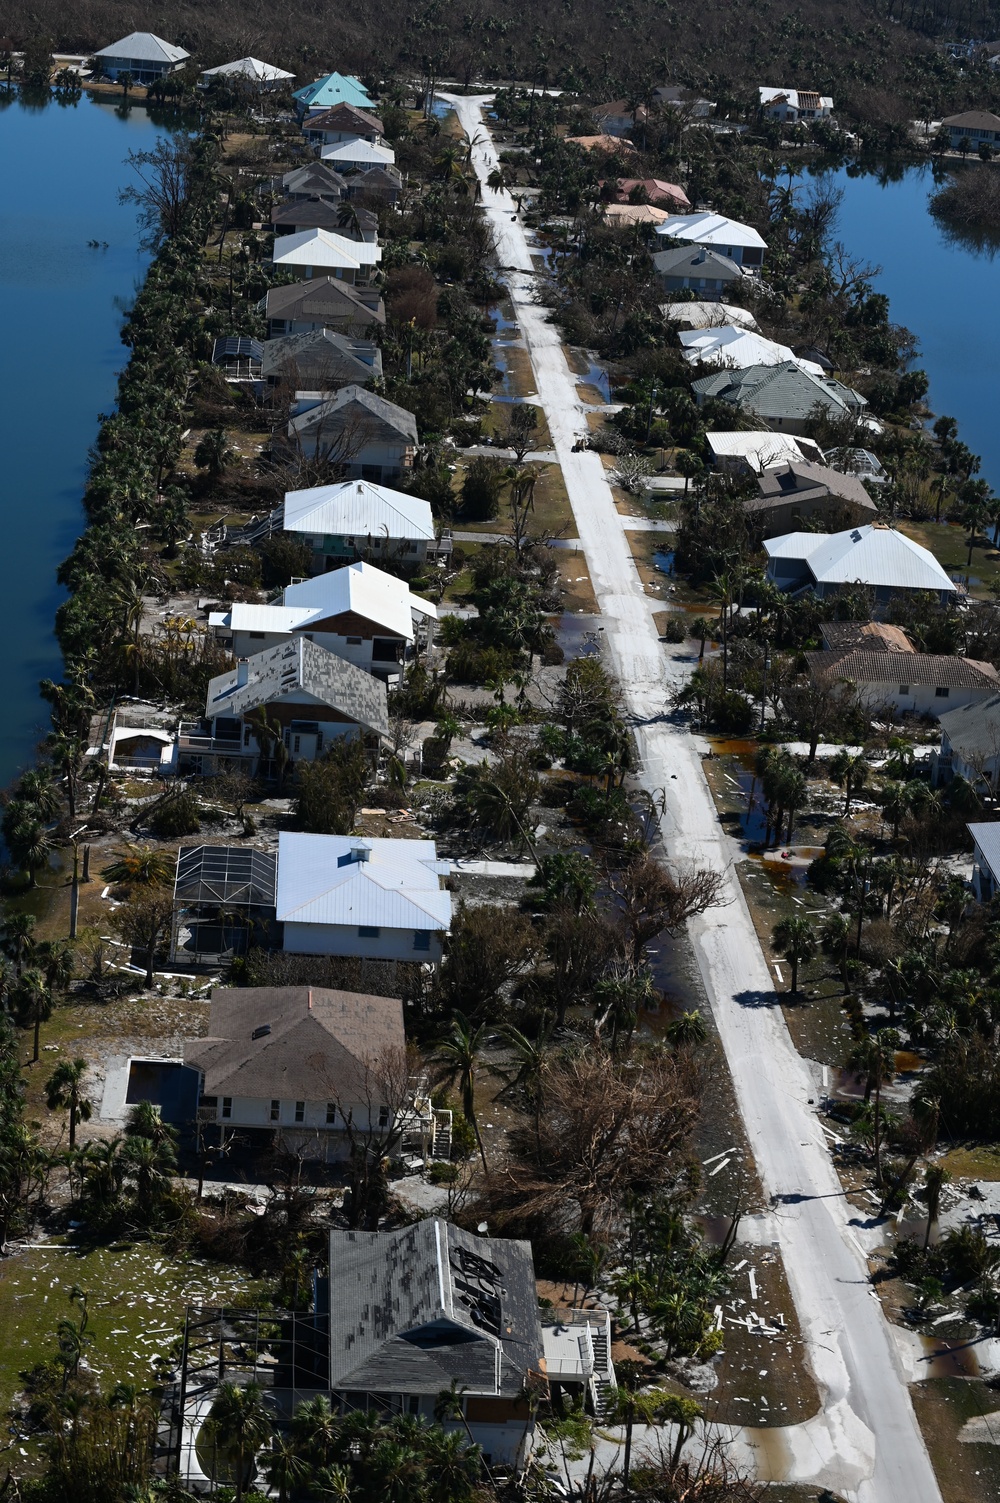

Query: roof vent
[[251, 1024, 271, 1040], [337, 841, 371, 867], [236, 659, 250, 687]]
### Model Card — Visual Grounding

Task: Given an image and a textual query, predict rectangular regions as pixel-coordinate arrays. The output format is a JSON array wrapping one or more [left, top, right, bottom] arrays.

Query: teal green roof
[[293, 72, 373, 109]]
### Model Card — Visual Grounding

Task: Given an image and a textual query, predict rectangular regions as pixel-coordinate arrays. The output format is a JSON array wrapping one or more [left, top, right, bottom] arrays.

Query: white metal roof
[[276, 833, 453, 930], [759, 86, 834, 109], [654, 211, 767, 250], [679, 326, 822, 374], [94, 32, 189, 63], [284, 480, 436, 542], [662, 301, 759, 330], [283, 559, 436, 639], [706, 431, 822, 468], [217, 604, 316, 634], [320, 140, 397, 168], [201, 56, 296, 81], [272, 229, 364, 271], [764, 525, 957, 593]]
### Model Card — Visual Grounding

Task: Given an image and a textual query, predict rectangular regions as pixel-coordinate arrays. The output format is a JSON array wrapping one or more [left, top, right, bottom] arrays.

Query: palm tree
[[7, 816, 53, 887], [923, 1163, 950, 1249], [292, 1394, 341, 1469], [336, 200, 362, 237], [205, 1381, 273, 1502], [830, 749, 869, 816], [2, 909, 36, 970], [121, 1132, 176, 1218], [666, 1010, 708, 1045], [771, 915, 817, 994], [102, 844, 174, 887], [261, 1434, 308, 1503], [606, 1365, 702, 1489], [34, 939, 74, 995], [14, 968, 51, 1062], [433, 1012, 489, 1170], [847, 1028, 899, 1186], [45, 1058, 92, 1149]]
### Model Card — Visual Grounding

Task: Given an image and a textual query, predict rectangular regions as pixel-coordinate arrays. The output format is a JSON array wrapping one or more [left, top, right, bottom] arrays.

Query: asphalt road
[[441, 92, 944, 1503]]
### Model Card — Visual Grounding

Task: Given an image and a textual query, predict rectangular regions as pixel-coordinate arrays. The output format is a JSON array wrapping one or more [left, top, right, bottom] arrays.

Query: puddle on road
[[554, 611, 600, 660], [920, 1338, 981, 1379]]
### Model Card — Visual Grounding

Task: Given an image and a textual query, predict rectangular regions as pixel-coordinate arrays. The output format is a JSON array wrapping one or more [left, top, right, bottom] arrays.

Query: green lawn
[[896, 517, 1000, 599]]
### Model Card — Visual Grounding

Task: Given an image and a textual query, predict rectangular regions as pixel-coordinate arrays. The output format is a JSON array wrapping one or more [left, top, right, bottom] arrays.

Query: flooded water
[[653, 548, 676, 575], [554, 612, 601, 659], [920, 1337, 981, 1379], [571, 350, 611, 401], [0, 91, 167, 786]]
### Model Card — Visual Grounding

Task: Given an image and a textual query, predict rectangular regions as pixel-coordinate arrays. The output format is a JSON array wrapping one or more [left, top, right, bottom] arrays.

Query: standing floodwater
[[0, 91, 166, 788]]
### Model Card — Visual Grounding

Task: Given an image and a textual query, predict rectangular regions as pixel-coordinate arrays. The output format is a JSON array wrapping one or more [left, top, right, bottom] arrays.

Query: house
[[747, 460, 878, 536], [344, 166, 403, 204], [177, 636, 390, 777], [650, 245, 744, 296], [93, 32, 189, 83], [200, 57, 295, 90], [184, 985, 406, 1160], [273, 163, 347, 203], [304, 103, 385, 147], [679, 326, 824, 374], [272, 198, 379, 241], [654, 211, 768, 268], [706, 430, 824, 474], [935, 695, 1000, 791], [282, 478, 445, 568], [653, 83, 715, 117], [764, 523, 958, 607], [592, 99, 649, 137], [170, 845, 279, 964], [276, 833, 452, 961], [209, 558, 436, 676], [663, 302, 759, 331], [293, 72, 374, 118], [968, 822, 1000, 902], [287, 385, 417, 481], [691, 361, 869, 435], [319, 139, 397, 174], [603, 177, 691, 209], [564, 133, 638, 153], [820, 620, 914, 654], [271, 228, 382, 284], [603, 203, 670, 226], [106, 706, 179, 774], [261, 328, 383, 390], [803, 649, 998, 718], [759, 87, 834, 123], [263, 277, 386, 338], [326, 1220, 543, 1465], [211, 336, 263, 383], [941, 110, 1000, 151], [541, 1308, 616, 1416]]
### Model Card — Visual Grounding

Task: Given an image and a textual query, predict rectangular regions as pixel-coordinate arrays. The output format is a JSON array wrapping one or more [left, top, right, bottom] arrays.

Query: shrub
[[148, 791, 201, 838], [460, 456, 507, 521], [259, 533, 314, 588]]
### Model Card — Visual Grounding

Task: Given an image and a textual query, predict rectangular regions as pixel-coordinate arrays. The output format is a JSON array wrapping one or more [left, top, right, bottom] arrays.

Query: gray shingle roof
[[306, 102, 385, 135], [692, 361, 867, 421], [184, 985, 405, 1101], [262, 328, 382, 386], [328, 1220, 543, 1396], [206, 637, 390, 737], [264, 277, 386, 328], [651, 244, 743, 279], [272, 198, 379, 235], [755, 461, 875, 511], [278, 163, 348, 198], [289, 384, 417, 445]]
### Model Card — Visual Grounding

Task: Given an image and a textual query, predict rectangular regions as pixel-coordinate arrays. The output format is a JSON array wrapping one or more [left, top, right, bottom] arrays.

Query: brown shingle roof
[[185, 985, 405, 1100], [305, 102, 384, 135], [820, 621, 914, 654], [754, 461, 875, 511], [806, 650, 1000, 690], [942, 110, 1000, 130]]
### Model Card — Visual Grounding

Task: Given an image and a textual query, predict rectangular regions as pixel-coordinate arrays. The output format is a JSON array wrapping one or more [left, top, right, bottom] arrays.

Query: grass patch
[[481, 398, 552, 450], [576, 383, 605, 406], [494, 344, 537, 399], [939, 1143, 1000, 1181], [896, 518, 1000, 600], [910, 1377, 1000, 1503], [553, 549, 599, 614]]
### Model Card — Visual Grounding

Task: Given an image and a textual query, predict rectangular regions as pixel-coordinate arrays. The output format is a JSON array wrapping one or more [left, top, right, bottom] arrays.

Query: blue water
[[0, 91, 165, 786], [815, 162, 1000, 492]]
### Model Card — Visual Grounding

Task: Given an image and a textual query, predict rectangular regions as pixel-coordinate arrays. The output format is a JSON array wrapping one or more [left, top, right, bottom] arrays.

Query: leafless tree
[[606, 854, 726, 968], [326, 1043, 417, 1229]]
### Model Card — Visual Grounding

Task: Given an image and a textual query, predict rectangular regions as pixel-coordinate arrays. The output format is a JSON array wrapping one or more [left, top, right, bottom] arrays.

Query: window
[[407, 1396, 420, 1415], [249, 631, 265, 640], [408, 541, 419, 553], [379, 1105, 390, 1127], [294, 1101, 305, 1123], [270, 1100, 280, 1122], [413, 930, 431, 952], [326, 1102, 337, 1124], [898, 685, 910, 696], [358, 925, 380, 938], [221, 1098, 232, 1120], [346, 636, 363, 645], [935, 686, 950, 698]]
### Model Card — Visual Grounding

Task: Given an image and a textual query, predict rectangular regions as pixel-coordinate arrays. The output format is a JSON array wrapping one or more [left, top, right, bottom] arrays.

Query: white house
[[282, 478, 442, 567], [968, 821, 1000, 902], [276, 833, 453, 961], [764, 524, 958, 607], [271, 227, 381, 284], [678, 325, 824, 374], [759, 87, 834, 123], [93, 32, 188, 83], [327, 1221, 543, 1466], [209, 559, 436, 675], [200, 57, 295, 89], [941, 110, 1000, 152], [184, 984, 406, 1160], [303, 103, 384, 148], [653, 83, 715, 117], [706, 430, 824, 474], [654, 211, 767, 268], [803, 649, 998, 719], [936, 694, 1000, 792], [320, 139, 397, 173]]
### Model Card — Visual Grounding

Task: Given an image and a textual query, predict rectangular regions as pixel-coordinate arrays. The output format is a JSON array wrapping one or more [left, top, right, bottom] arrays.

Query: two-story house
[[263, 277, 386, 339], [209, 558, 436, 676], [654, 210, 768, 269], [272, 162, 347, 203], [326, 1220, 544, 1466], [942, 109, 1000, 151], [293, 72, 375, 119], [276, 833, 452, 961], [93, 31, 188, 83], [184, 984, 406, 1162], [304, 102, 385, 148], [286, 386, 417, 480], [281, 478, 445, 569], [271, 197, 379, 242], [320, 139, 398, 174], [261, 328, 383, 391], [271, 227, 382, 285], [758, 87, 834, 123], [177, 635, 390, 777]]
